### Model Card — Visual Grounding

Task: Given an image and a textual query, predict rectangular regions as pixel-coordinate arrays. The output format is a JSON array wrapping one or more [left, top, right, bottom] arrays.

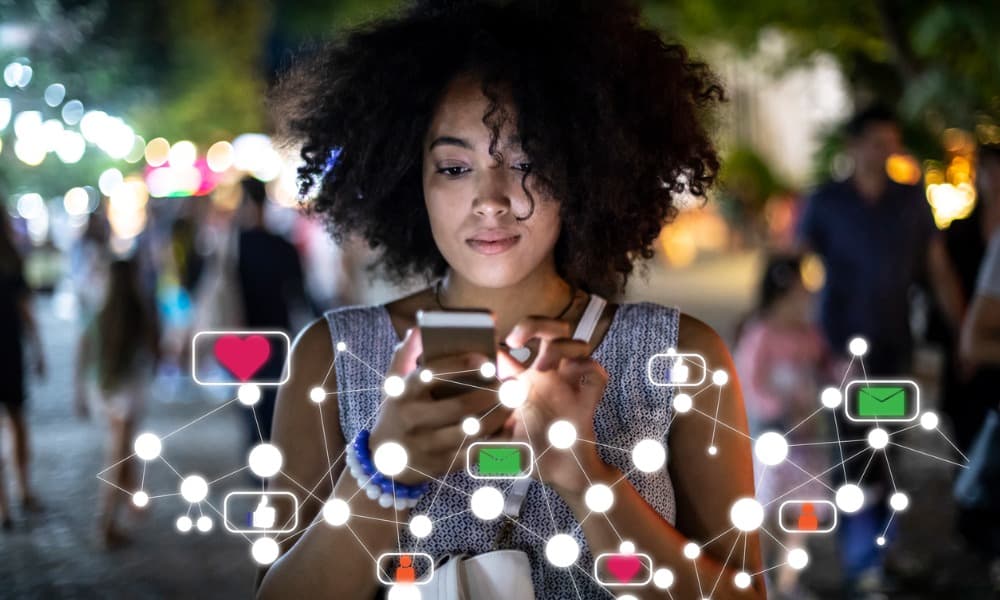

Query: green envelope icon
[[857, 386, 907, 418], [477, 447, 522, 476]]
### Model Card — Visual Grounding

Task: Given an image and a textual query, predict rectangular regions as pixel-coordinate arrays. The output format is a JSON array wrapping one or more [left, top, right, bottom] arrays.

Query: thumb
[[496, 347, 527, 381], [388, 328, 423, 377]]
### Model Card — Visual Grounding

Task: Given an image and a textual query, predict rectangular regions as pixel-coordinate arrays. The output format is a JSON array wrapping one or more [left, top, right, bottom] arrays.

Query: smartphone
[[416, 310, 497, 398]]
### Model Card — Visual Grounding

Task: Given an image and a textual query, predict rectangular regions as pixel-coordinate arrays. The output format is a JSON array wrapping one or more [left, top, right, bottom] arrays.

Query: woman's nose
[[473, 167, 512, 217]]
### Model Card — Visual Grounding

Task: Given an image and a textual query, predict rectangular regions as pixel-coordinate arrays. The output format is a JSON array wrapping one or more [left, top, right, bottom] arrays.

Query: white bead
[[395, 497, 408, 510], [366, 485, 380, 499], [378, 494, 394, 508], [350, 467, 362, 479]]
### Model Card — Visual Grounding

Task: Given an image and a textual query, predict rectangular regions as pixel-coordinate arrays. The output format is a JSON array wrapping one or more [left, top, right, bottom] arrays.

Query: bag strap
[[502, 294, 607, 519]]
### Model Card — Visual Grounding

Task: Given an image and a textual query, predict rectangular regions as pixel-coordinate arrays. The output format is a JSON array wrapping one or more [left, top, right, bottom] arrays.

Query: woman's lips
[[466, 235, 521, 255]]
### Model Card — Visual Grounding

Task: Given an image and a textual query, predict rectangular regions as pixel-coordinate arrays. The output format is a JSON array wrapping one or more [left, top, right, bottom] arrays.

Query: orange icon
[[395, 554, 416, 583], [797, 502, 818, 531]]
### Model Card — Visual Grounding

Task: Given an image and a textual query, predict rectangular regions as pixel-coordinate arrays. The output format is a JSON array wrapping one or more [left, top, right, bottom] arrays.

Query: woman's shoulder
[[614, 301, 731, 363]]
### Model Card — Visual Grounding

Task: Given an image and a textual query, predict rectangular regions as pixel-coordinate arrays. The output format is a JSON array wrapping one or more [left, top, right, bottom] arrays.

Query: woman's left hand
[[493, 316, 612, 498]]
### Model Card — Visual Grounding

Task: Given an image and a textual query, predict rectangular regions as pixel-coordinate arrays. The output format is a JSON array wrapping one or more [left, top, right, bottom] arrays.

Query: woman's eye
[[512, 162, 532, 173], [436, 166, 469, 177]]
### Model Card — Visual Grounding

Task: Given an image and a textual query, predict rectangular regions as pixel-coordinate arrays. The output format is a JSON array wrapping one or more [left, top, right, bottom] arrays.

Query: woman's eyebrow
[[428, 135, 474, 151]]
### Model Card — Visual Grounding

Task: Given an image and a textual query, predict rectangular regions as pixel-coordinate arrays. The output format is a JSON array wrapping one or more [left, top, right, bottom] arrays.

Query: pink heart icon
[[214, 335, 271, 382], [605, 554, 642, 583]]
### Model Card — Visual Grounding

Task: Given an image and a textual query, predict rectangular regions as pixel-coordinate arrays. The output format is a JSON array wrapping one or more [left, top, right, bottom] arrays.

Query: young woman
[[258, 1, 763, 598]]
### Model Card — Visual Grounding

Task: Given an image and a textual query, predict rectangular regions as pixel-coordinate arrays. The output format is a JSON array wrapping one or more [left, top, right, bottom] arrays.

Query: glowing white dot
[[134, 433, 162, 461], [336, 341, 347, 352], [836, 484, 865, 513], [373, 442, 408, 477], [673, 393, 692, 413], [309, 387, 326, 403], [384, 375, 405, 397], [734, 571, 752, 589], [876, 536, 886, 546], [419, 369, 433, 383], [387, 584, 422, 600], [238, 384, 261, 406], [920, 412, 939, 430], [176, 515, 193, 532], [619, 541, 636, 554], [683, 542, 701, 559], [708, 446, 718, 456], [180, 475, 209, 503], [867, 428, 889, 450], [787, 548, 809, 570], [889, 492, 909, 512], [248, 444, 284, 478], [652, 568, 674, 589], [480, 362, 497, 379], [548, 420, 577, 449], [849, 337, 869, 357], [545, 533, 579, 568], [462, 417, 481, 436], [584, 484, 614, 513], [712, 369, 729, 386], [821, 387, 842, 408], [251, 537, 280, 565], [409, 514, 433, 538], [632, 439, 667, 473], [470, 486, 504, 520], [754, 432, 788, 466], [132, 491, 149, 508], [616, 596, 638, 600], [498, 378, 529, 408], [196, 516, 213, 532], [729, 497, 765, 532], [323, 498, 350, 526]]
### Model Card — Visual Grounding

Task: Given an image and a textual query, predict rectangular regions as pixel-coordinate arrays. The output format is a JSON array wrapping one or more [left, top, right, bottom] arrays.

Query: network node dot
[[548, 420, 577, 449], [867, 428, 889, 450], [729, 497, 765, 532], [323, 498, 350, 526], [498, 378, 529, 409], [196, 516, 213, 532], [309, 387, 326, 403], [336, 341, 347, 352], [134, 432, 162, 461], [373, 442, 408, 477], [462, 417, 481, 436], [180, 475, 209, 503], [876, 536, 886, 546], [384, 375, 405, 398], [673, 393, 693, 414], [849, 337, 869, 357], [619, 541, 636, 554], [712, 369, 729, 386], [708, 445, 718, 456], [409, 514, 433, 538], [920, 412, 939, 430], [238, 384, 261, 406], [889, 492, 909, 512], [248, 443, 284, 478], [820, 387, 842, 409], [251, 537, 280, 565], [386, 585, 421, 600], [132, 491, 149, 508], [632, 439, 667, 473], [470, 486, 504, 521], [683, 542, 701, 559], [419, 369, 433, 383], [616, 595, 638, 600], [545, 534, 579, 568], [754, 432, 788, 466], [584, 484, 614, 513], [787, 548, 809, 570], [836, 483, 865, 513], [734, 571, 752, 589], [652, 568, 674, 589], [480, 361, 497, 379], [176, 515, 193, 533]]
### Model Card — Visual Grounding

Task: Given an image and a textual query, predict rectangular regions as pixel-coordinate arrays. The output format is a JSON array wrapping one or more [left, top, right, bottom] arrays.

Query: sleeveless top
[[325, 298, 680, 599]]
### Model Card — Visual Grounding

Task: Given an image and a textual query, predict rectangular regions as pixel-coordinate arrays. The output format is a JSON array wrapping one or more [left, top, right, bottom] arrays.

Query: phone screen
[[417, 310, 497, 398]]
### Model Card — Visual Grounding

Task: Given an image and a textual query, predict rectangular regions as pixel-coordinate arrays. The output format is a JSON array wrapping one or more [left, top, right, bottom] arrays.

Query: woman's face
[[422, 75, 561, 289]]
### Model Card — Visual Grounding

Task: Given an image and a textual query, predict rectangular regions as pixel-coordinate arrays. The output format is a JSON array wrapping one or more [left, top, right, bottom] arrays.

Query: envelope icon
[[477, 448, 522, 476], [857, 386, 907, 418]]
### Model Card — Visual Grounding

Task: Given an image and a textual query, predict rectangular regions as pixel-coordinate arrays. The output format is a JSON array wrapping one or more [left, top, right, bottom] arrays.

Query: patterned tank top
[[325, 299, 680, 599]]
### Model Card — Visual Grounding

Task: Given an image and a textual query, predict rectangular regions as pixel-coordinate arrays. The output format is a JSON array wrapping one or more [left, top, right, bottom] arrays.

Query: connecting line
[[202, 496, 252, 543], [316, 402, 336, 489], [576, 438, 633, 454], [787, 439, 868, 447], [881, 510, 895, 538], [742, 532, 748, 571], [884, 450, 897, 492], [406, 467, 475, 498], [140, 461, 147, 490], [759, 525, 790, 552], [692, 554, 704, 599], [708, 530, 743, 598], [516, 410, 562, 540], [429, 376, 497, 394], [857, 448, 878, 483], [888, 422, 922, 437], [161, 397, 239, 442], [783, 456, 838, 495], [784, 406, 824, 436], [838, 355, 856, 389], [149, 492, 180, 500], [323, 387, 382, 397], [689, 406, 753, 441], [764, 445, 871, 509], [413, 437, 469, 557], [935, 427, 970, 463], [709, 386, 723, 448], [319, 355, 337, 388], [888, 442, 968, 468], [756, 464, 768, 490], [95, 476, 132, 495], [830, 405, 848, 481], [391, 482, 401, 553], [158, 455, 184, 480], [341, 349, 385, 380], [209, 465, 250, 485]]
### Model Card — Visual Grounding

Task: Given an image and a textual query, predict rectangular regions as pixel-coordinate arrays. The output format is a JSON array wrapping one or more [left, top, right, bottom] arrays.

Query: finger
[[395, 352, 491, 401], [387, 328, 422, 377], [403, 390, 500, 429], [557, 356, 609, 392], [534, 338, 590, 372], [505, 317, 571, 350], [496, 347, 527, 380]]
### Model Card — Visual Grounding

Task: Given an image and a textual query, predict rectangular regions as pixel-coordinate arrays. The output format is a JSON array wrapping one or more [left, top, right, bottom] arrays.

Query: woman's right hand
[[367, 328, 510, 486]]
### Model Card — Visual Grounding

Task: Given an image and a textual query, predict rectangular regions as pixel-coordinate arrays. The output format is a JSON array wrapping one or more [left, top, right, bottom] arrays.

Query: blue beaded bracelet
[[345, 429, 428, 509]]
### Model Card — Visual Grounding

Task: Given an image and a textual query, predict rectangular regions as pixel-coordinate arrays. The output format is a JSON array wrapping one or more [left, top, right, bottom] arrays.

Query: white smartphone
[[416, 309, 497, 398]]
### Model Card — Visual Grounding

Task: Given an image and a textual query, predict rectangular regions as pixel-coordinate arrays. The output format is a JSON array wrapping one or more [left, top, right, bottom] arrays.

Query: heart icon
[[605, 555, 642, 583], [509, 346, 531, 363], [214, 335, 271, 382]]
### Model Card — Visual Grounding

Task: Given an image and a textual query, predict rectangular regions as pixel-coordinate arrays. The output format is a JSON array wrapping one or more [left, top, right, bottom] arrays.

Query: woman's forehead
[[424, 75, 519, 151]]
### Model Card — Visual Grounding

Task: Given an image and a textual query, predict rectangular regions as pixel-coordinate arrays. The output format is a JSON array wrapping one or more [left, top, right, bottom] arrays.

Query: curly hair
[[271, 0, 723, 297]]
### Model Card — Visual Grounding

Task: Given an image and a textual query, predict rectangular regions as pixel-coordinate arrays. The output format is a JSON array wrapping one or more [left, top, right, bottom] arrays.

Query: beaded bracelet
[[345, 429, 428, 509]]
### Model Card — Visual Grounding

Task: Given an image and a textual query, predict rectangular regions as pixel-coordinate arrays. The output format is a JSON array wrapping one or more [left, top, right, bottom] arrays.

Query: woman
[[258, 1, 763, 598]]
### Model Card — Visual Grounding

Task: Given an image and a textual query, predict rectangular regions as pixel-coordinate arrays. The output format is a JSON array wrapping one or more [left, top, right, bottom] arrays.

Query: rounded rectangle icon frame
[[191, 330, 291, 386], [223, 491, 299, 534], [466, 441, 534, 480], [646, 352, 708, 388], [593, 552, 653, 586], [376, 552, 434, 585], [778, 499, 838, 534], [844, 379, 919, 423]]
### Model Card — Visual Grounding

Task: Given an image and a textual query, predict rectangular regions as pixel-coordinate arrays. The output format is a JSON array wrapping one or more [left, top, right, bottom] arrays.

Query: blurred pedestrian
[[74, 258, 160, 548], [734, 254, 841, 600], [0, 207, 46, 530], [796, 105, 952, 597]]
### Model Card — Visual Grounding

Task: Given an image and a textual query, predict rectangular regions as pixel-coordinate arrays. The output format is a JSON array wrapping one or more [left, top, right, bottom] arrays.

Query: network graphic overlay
[[96, 331, 969, 599]]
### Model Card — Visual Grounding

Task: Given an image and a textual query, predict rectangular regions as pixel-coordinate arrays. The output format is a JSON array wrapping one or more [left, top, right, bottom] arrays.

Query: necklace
[[433, 279, 579, 320]]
